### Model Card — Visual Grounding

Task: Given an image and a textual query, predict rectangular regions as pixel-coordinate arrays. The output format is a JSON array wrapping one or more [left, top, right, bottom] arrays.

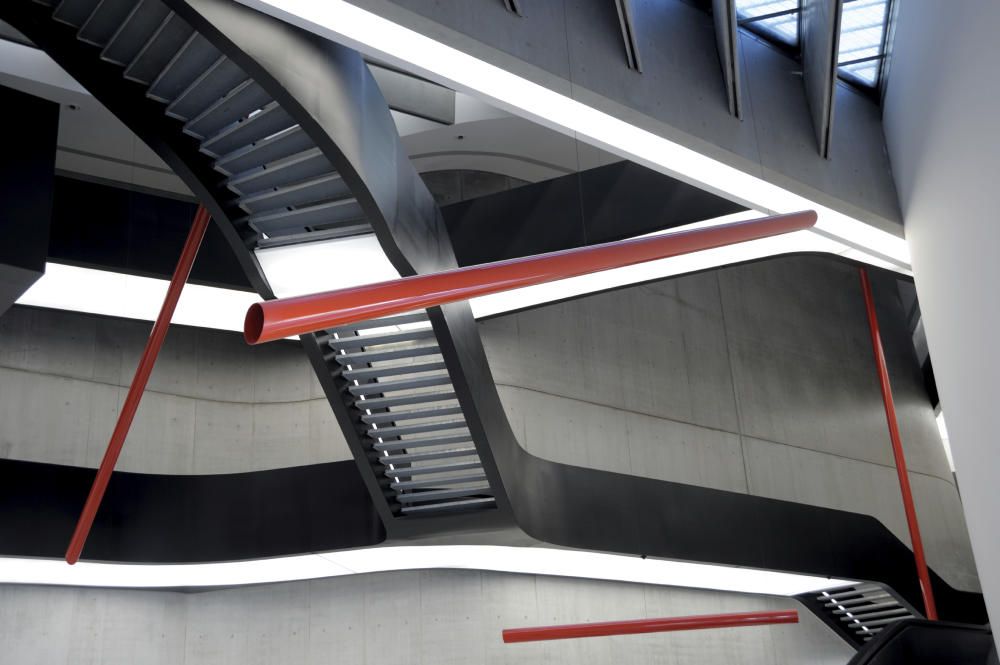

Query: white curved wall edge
[[0, 545, 854, 594], [233, 0, 911, 272]]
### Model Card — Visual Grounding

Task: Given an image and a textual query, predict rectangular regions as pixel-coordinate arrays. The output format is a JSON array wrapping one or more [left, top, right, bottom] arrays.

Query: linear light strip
[[234, 0, 910, 269], [16, 263, 260, 333], [0, 545, 853, 595]]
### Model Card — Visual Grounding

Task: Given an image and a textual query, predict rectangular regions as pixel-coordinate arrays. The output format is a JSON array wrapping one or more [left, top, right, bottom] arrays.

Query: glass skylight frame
[[735, 0, 895, 91]]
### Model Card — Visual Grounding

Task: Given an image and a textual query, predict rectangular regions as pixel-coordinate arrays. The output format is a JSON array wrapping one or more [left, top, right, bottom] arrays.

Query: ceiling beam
[[711, 0, 742, 118], [613, 0, 642, 72], [801, 0, 844, 158], [502, 0, 522, 17]]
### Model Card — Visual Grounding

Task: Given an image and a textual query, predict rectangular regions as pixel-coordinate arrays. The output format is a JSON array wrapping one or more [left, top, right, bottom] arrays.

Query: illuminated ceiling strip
[[234, 0, 910, 270], [16, 263, 259, 334], [0, 545, 853, 595]]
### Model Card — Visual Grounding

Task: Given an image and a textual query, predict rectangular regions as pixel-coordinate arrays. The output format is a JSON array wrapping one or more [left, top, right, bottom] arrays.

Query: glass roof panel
[[736, 0, 799, 46], [735, 0, 892, 88], [837, 0, 889, 85]]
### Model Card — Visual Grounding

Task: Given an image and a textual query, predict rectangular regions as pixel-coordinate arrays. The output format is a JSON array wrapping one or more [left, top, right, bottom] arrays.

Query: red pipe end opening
[[244, 303, 265, 345]]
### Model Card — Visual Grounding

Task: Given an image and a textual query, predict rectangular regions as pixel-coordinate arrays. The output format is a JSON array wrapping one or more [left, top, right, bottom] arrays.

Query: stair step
[[202, 102, 295, 158], [383, 460, 483, 478], [165, 56, 246, 120], [395, 485, 493, 504], [824, 592, 890, 608], [237, 172, 350, 214], [376, 447, 478, 464], [351, 375, 452, 398], [53, 0, 100, 28], [123, 12, 193, 85], [358, 391, 457, 412], [839, 608, 910, 623], [213, 125, 313, 176], [391, 473, 487, 490], [819, 585, 882, 602], [400, 497, 495, 514], [330, 328, 436, 350], [343, 361, 446, 383], [147, 33, 219, 103], [832, 601, 902, 615], [857, 616, 908, 628], [183, 79, 271, 139], [247, 198, 364, 235], [373, 433, 474, 452], [225, 146, 327, 195], [368, 420, 468, 440], [79, 0, 135, 46], [334, 345, 441, 366], [100, 0, 170, 66], [330, 312, 429, 336], [362, 404, 461, 425]]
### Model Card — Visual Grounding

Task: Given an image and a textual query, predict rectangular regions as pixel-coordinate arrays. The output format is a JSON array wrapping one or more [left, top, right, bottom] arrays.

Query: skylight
[[736, 0, 893, 88]]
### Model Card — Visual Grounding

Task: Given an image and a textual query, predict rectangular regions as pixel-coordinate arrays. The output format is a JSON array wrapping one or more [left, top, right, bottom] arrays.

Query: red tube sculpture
[[859, 267, 938, 619], [502, 609, 799, 643], [245, 210, 817, 344], [65, 206, 212, 565]]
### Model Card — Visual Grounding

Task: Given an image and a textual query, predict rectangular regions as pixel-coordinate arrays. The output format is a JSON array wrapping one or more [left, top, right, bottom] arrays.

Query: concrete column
[[882, 0, 1000, 639]]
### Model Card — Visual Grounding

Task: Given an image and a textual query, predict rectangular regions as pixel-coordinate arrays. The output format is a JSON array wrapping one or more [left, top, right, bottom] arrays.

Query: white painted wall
[[881, 0, 1000, 634], [0, 569, 852, 665]]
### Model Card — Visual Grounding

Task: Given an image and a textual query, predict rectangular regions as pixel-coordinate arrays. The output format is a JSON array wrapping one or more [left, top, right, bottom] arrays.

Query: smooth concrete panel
[[480, 271, 740, 434], [743, 436, 978, 591], [564, 0, 759, 165], [0, 306, 351, 473], [717, 257, 951, 481], [497, 385, 748, 494], [480, 255, 971, 588], [0, 569, 854, 665], [742, 38, 900, 225]]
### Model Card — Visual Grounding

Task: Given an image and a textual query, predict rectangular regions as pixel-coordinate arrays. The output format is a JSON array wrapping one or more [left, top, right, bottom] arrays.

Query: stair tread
[[372, 433, 473, 452], [376, 448, 478, 464], [395, 485, 493, 503], [357, 391, 456, 411], [343, 360, 446, 383], [400, 497, 495, 514], [335, 345, 441, 366], [330, 327, 436, 350], [367, 419, 468, 439], [361, 404, 461, 425], [391, 473, 487, 490]]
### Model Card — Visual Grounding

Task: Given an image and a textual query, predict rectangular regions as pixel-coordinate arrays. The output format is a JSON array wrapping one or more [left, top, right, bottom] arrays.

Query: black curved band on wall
[[0, 459, 384, 563]]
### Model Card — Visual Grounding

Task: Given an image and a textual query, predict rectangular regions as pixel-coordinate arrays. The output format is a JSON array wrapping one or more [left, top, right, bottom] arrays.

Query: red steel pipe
[[502, 609, 798, 643], [859, 267, 938, 620], [64, 205, 212, 565], [245, 210, 817, 344]]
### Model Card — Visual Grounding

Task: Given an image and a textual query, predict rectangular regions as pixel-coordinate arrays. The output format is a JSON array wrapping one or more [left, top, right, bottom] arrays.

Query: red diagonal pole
[[244, 210, 817, 344], [502, 609, 798, 643], [65, 205, 212, 565], [859, 267, 938, 619]]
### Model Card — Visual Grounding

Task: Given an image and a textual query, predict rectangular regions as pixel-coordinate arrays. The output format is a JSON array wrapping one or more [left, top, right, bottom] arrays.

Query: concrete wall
[[881, 0, 1000, 636], [479, 255, 978, 592], [351, 0, 901, 233], [0, 569, 851, 665], [0, 305, 351, 474]]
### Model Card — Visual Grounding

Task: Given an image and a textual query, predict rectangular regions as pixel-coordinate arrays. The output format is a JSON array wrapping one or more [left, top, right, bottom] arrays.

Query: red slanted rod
[[244, 210, 817, 344], [502, 609, 799, 643], [65, 206, 212, 565], [859, 267, 938, 620]]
